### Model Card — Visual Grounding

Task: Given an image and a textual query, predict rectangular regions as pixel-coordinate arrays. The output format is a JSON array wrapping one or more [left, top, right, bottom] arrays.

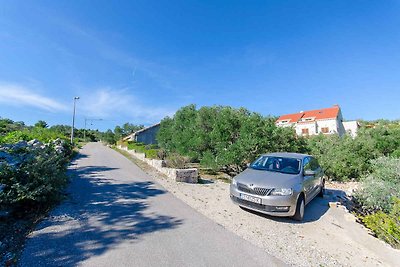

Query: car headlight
[[231, 178, 237, 186], [270, 188, 293, 196]]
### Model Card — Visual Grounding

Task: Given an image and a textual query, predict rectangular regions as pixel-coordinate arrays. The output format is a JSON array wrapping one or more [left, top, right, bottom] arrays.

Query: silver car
[[230, 152, 324, 221]]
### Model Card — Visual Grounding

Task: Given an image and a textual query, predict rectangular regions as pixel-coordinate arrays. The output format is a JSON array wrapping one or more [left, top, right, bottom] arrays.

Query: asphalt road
[[20, 142, 284, 267]]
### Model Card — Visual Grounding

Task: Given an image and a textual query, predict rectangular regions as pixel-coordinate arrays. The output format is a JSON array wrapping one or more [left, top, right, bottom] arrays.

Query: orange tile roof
[[276, 106, 340, 123]]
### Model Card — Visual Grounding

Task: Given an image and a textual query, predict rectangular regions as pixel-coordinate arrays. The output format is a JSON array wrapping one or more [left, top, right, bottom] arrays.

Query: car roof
[[261, 152, 311, 159]]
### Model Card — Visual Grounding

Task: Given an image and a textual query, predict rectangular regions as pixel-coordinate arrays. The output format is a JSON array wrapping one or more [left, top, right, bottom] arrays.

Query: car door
[[309, 157, 323, 198], [302, 157, 314, 203]]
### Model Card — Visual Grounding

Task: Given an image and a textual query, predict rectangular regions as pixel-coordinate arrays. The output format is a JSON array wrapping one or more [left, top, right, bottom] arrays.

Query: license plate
[[240, 193, 262, 204]]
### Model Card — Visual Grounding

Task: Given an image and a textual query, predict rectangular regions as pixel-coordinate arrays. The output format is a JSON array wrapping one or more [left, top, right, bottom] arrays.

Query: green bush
[[165, 153, 190, 169], [307, 134, 378, 181], [0, 128, 68, 144], [355, 157, 400, 212], [145, 149, 159, 159], [0, 144, 71, 209], [357, 176, 399, 213], [362, 198, 400, 249], [392, 149, 400, 158], [126, 142, 162, 159], [200, 151, 220, 172], [127, 142, 146, 153]]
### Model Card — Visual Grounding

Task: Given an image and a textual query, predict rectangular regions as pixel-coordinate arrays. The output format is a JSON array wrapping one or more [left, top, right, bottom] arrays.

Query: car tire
[[318, 180, 325, 198], [293, 195, 305, 221]]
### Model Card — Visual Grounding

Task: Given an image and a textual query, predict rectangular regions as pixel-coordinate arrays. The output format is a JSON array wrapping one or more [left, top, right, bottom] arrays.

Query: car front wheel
[[293, 195, 305, 221], [318, 180, 325, 197]]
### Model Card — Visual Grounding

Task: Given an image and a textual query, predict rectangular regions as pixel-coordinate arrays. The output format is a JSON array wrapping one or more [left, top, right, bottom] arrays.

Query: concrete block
[[175, 168, 198, 183], [152, 159, 166, 169], [123, 148, 198, 184]]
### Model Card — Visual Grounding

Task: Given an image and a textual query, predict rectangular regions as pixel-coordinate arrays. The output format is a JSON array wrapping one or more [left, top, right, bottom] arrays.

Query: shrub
[[307, 134, 377, 181], [0, 128, 68, 144], [200, 150, 221, 172], [0, 143, 71, 209], [145, 149, 159, 159], [165, 153, 190, 169], [127, 142, 146, 153], [127, 142, 162, 159], [356, 176, 399, 213], [362, 198, 400, 249], [355, 157, 400, 213], [157, 149, 167, 160], [392, 149, 400, 158]]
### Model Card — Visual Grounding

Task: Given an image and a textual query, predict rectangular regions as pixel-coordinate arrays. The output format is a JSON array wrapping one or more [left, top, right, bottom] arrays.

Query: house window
[[301, 128, 309, 135], [321, 127, 329, 133], [301, 117, 314, 122]]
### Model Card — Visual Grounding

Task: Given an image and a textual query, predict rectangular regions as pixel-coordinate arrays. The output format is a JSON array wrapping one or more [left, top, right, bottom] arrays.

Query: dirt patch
[[0, 205, 52, 266]]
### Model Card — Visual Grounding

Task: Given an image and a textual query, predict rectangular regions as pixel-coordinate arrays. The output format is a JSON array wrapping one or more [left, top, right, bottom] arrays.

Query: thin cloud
[[80, 88, 174, 123], [50, 15, 181, 92], [0, 83, 68, 112]]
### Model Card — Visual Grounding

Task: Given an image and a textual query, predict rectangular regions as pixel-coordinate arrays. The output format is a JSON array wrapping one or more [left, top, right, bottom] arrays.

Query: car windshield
[[250, 156, 301, 174]]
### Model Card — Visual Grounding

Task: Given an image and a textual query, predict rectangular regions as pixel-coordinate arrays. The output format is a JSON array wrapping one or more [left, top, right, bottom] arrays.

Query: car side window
[[310, 158, 320, 171], [303, 157, 311, 171], [315, 158, 321, 171]]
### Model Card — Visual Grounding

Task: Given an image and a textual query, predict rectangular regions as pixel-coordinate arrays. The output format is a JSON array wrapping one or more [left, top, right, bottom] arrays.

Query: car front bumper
[[230, 184, 299, 217]]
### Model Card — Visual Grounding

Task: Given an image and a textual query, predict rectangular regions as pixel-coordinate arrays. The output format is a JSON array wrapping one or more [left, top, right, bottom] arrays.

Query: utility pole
[[70, 96, 80, 144], [84, 118, 102, 142]]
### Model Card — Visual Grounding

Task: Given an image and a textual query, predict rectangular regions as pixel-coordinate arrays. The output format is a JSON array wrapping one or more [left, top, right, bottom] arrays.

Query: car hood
[[234, 168, 300, 188]]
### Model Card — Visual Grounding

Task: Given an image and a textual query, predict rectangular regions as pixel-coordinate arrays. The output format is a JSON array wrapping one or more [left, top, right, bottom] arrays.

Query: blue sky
[[0, 0, 399, 131]]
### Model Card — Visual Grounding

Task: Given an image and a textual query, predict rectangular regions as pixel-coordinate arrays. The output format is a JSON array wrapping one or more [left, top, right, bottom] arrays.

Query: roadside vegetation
[[126, 142, 159, 159], [0, 118, 76, 265], [156, 104, 400, 248]]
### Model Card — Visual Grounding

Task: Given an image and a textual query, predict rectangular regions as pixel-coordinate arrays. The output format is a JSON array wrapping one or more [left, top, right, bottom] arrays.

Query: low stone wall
[[118, 145, 198, 183]]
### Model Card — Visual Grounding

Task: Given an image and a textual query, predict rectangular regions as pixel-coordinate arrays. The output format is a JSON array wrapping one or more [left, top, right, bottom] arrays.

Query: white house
[[276, 105, 347, 137], [343, 121, 360, 138]]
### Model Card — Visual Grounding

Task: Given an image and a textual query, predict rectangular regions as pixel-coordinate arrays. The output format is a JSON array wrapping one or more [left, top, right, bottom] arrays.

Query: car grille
[[237, 183, 271, 196], [231, 196, 290, 213], [234, 196, 265, 210]]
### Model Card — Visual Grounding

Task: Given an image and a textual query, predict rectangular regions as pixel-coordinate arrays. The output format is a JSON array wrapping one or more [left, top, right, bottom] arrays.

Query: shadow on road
[[23, 164, 183, 266], [72, 152, 89, 161]]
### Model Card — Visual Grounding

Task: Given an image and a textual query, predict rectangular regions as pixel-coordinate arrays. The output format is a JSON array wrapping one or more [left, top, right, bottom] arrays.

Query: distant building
[[343, 121, 361, 138], [276, 105, 347, 137], [123, 123, 160, 145]]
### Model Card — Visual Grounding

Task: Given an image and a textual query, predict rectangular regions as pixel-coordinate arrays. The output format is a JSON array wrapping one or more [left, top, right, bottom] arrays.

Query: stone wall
[[118, 145, 198, 183]]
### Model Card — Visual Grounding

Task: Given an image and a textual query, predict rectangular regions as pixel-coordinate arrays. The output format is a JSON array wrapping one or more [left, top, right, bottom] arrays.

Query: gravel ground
[[121, 149, 400, 267]]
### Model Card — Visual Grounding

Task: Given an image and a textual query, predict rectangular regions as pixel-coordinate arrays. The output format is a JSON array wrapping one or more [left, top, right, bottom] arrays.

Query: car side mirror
[[303, 170, 316, 176]]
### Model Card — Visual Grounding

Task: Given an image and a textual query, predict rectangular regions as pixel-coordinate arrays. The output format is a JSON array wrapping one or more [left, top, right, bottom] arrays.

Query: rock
[[175, 168, 199, 183], [27, 139, 42, 147], [13, 141, 28, 150], [54, 145, 64, 153]]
